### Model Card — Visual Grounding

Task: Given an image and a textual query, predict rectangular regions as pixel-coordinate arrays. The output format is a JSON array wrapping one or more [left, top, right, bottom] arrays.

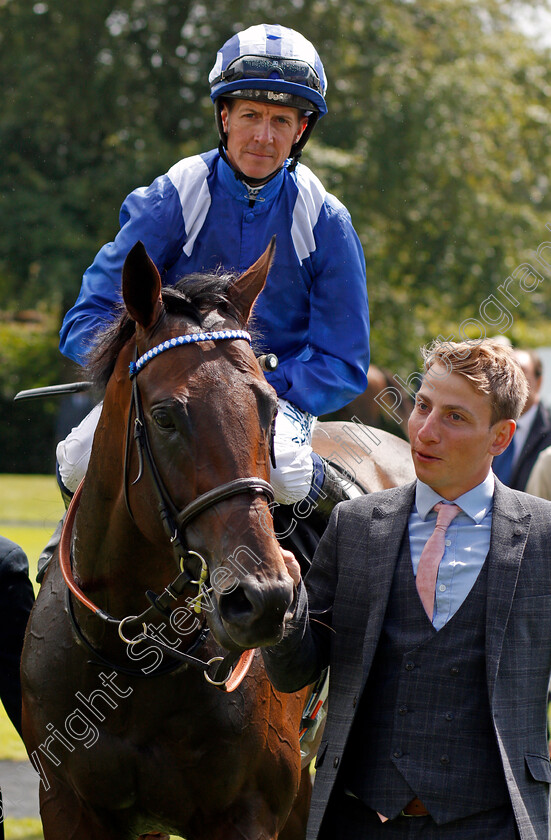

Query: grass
[[0, 475, 63, 529], [4, 818, 43, 840]]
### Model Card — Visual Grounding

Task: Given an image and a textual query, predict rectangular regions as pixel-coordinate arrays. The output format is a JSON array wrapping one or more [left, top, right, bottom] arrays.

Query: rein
[[60, 328, 274, 692]]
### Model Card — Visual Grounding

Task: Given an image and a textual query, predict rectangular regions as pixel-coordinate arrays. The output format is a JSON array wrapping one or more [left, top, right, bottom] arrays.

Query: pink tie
[[416, 502, 461, 620]]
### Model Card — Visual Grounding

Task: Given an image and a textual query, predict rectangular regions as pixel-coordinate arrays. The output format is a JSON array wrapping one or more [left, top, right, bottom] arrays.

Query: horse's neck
[[71, 388, 174, 616], [74, 471, 144, 578]]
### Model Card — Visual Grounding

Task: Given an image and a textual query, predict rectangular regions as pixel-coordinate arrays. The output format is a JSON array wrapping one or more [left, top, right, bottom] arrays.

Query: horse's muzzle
[[217, 576, 294, 648]]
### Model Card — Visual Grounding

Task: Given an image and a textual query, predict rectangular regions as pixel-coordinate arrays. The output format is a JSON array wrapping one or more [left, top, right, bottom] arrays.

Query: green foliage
[[0, 312, 65, 473], [0, 312, 60, 396], [301, 0, 551, 372], [1, 0, 551, 412]]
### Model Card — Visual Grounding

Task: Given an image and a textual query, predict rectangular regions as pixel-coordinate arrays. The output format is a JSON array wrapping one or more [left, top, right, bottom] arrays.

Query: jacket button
[[450, 666, 459, 675], [445, 712, 454, 721], [405, 661, 415, 671], [333, 757, 340, 768], [393, 749, 403, 758], [440, 754, 450, 765], [398, 704, 408, 715]]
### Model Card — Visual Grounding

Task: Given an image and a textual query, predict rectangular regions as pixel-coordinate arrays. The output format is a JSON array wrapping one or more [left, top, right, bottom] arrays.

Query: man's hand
[[281, 547, 301, 587]]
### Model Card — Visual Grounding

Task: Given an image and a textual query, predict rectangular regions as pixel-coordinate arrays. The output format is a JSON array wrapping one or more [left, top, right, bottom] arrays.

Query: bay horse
[[20, 240, 414, 840]]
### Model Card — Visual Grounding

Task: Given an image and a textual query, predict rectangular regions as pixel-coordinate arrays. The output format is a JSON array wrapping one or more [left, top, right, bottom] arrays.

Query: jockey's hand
[[281, 547, 301, 587]]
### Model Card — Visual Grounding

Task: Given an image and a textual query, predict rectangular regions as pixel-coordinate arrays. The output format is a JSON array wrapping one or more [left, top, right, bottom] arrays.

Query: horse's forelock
[[165, 270, 243, 324], [87, 269, 250, 392]]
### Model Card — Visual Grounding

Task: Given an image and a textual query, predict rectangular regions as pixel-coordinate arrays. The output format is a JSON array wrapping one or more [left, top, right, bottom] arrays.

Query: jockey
[[40, 24, 370, 578]]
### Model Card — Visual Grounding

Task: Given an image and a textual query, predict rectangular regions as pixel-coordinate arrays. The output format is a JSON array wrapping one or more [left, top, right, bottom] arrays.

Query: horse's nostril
[[218, 580, 293, 633], [219, 586, 255, 625]]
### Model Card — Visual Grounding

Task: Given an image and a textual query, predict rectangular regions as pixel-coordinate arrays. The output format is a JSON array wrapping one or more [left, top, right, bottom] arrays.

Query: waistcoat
[[342, 531, 509, 824]]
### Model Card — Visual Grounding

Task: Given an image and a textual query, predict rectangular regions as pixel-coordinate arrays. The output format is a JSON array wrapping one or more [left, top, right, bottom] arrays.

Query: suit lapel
[[485, 481, 531, 700], [361, 482, 416, 679]]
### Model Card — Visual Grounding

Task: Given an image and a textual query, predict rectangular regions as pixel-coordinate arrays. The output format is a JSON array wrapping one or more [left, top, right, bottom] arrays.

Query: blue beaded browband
[[129, 330, 252, 377]]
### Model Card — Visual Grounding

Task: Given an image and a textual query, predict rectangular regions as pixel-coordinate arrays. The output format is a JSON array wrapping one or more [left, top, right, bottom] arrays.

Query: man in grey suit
[[264, 338, 551, 839]]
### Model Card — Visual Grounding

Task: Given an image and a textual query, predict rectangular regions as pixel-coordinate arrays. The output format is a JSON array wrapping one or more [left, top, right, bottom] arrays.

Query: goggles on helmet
[[213, 55, 323, 99]]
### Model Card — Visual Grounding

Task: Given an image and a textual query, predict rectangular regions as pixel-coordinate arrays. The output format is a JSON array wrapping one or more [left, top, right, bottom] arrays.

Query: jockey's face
[[221, 99, 308, 183]]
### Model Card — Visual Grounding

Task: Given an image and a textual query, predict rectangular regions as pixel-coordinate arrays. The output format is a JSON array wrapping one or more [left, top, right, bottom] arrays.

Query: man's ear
[[295, 116, 308, 144], [490, 418, 516, 457], [221, 102, 230, 134]]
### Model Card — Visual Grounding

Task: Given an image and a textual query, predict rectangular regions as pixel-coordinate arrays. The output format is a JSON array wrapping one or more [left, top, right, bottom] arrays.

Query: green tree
[[298, 0, 551, 373], [2, 0, 551, 470]]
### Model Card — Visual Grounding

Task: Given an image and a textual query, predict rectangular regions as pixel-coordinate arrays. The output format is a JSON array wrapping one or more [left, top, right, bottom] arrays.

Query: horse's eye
[[152, 409, 175, 430]]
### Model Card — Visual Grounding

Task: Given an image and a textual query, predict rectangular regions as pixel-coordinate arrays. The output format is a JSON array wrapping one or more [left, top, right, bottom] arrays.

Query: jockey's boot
[[273, 459, 357, 574], [272, 458, 359, 576], [309, 459, 357, 519], [36, 473, 73, 584], [36, 517, 64, 583]]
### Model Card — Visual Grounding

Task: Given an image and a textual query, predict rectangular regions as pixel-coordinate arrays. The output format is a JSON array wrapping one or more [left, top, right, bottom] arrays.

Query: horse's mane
[[87, 270, 248, 391]]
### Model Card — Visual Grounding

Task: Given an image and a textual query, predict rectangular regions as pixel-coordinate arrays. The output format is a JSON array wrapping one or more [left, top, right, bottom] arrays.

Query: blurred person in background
[[491, 348, 551, 490], [525, 442, 551, 500]]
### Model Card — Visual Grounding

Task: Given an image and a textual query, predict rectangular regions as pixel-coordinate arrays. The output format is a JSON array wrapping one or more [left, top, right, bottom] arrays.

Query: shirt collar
[[415, 471, 494, 524], [217, 153, 286, 203]]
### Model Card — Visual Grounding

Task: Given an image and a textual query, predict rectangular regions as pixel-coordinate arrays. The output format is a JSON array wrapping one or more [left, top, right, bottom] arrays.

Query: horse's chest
[[64, 685, 248, 812]]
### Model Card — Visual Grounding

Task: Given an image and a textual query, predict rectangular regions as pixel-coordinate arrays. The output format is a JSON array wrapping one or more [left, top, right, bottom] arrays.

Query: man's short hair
[[420, 338, 529, 424]]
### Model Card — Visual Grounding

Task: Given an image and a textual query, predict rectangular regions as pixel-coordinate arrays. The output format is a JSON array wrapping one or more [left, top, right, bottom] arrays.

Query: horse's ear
[[229, 236, 276, 322], [122, 241, 163, 329]]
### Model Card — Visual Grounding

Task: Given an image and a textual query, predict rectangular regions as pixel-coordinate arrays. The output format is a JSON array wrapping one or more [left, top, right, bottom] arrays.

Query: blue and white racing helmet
[[209, 24, 328, 157]]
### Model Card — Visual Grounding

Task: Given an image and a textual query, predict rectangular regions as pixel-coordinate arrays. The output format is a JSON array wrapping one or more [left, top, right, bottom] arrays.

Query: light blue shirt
[[408, 473, 494, 630]]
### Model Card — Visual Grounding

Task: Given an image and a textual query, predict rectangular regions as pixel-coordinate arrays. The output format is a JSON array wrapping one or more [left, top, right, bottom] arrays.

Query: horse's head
[[97, 239, 293, 651]]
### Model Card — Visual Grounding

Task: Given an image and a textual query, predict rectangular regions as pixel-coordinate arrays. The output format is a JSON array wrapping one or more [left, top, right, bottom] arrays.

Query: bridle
[[125, 329, 274, 564], [60, 328, 275, 691]]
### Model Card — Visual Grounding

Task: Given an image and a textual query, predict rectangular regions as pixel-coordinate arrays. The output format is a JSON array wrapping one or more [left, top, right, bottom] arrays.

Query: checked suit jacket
[[263, 479, 551, 840]]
